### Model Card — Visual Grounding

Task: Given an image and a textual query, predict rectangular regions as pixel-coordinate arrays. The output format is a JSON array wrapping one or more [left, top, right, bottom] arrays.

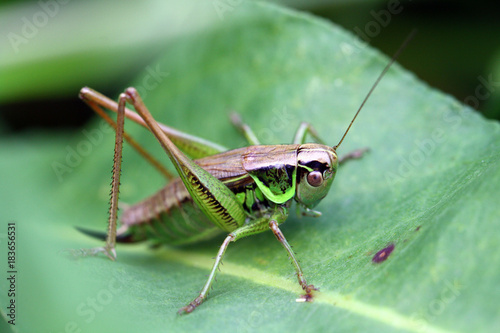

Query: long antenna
[[334, 29, 417, 150]]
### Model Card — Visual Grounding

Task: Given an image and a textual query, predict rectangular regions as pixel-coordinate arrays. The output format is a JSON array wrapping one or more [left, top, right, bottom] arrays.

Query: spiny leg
[[178, 212, 278, 314], [269, 220, 317, 300], [102, 94, 126, 260], [80, 93, 173, 180], [71, 93, 128, 260], [229, 112, 260, 145], [178, 234, 235, 314]]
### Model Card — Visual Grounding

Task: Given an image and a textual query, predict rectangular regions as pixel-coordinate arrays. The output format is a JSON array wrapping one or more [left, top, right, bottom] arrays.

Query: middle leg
[[230, 112, 260, 145]]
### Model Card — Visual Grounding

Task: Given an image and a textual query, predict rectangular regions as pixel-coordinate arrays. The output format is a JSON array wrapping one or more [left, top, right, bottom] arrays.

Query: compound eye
[[307, 171, 323, 187]]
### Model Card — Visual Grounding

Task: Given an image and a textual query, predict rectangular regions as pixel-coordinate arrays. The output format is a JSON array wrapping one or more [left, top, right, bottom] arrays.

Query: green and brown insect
[[74, 32, 414, 314]]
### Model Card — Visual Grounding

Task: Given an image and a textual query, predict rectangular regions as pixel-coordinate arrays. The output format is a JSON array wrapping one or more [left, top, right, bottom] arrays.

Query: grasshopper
[[75, 32, 414, 314]]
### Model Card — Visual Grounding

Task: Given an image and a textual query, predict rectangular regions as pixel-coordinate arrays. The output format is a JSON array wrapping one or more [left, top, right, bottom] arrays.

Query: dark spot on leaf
[[415, 225, 421, 231], [372, 243, 395, 263]]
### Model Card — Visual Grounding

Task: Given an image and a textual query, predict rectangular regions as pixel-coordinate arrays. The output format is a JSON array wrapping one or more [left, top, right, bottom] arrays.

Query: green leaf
[[1, 2, 499, 332]]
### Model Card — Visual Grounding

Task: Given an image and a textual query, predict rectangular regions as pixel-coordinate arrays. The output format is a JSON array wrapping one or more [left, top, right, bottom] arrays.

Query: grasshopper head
[[295, 144, 338, 208]]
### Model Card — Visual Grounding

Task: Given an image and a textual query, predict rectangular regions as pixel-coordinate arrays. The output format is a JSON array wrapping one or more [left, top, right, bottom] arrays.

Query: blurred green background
[[1, 0, 500, 133]]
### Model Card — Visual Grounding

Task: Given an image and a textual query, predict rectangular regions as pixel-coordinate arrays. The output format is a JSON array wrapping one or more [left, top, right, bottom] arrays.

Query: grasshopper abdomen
[[120, 177, 223, 245]]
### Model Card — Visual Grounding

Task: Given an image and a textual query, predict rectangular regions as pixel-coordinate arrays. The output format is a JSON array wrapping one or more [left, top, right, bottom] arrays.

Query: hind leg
[[80, 87, 227, 159], [70, 91, 129, 260]]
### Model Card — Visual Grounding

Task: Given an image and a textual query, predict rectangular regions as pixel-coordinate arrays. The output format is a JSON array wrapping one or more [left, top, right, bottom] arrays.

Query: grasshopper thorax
[[295, 143, 338, 208]]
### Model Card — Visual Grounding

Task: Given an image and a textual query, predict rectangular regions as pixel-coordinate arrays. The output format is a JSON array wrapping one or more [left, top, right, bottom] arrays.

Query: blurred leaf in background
[[0, 0, 219, 131], [1, 1, 500, 332], [1, 0, 499, 132]]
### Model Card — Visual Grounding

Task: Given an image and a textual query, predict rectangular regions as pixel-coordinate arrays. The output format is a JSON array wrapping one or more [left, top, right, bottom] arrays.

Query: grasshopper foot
[[178, 296, 204, 315], [304, 284, 318, 293], [62, 246, 117, 261], [296, 284, 318, 303], [297, 205, 322, 218]]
